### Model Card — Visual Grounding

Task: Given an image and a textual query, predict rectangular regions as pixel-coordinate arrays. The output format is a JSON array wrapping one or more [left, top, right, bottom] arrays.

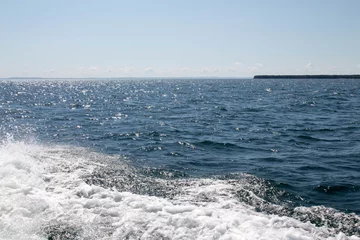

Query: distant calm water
[[1, 78, 359, 239]]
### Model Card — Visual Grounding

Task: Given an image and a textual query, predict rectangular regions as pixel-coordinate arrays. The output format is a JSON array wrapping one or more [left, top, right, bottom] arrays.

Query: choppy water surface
[[0, 78, 359, 239]]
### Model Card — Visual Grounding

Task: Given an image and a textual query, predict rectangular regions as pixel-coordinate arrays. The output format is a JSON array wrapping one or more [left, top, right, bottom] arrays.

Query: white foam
[[0, 141, 359, 240]]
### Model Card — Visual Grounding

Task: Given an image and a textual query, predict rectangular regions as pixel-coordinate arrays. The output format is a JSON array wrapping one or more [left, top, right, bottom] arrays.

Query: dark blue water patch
[[314, 184, 360, 194], [296, 135, 342, 142], [297, 164, 335, 172], [192, 140, 242, 150], [257, 157, 285, 163]]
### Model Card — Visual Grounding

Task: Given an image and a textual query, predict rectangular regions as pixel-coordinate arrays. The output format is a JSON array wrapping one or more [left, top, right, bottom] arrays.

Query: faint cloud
[[119, 66, 135, 73], [248, 66, 257, 72], [181, 67, 190, 72], [88, 66, 98, 72], [234, 62, 243, 66], [75, 67, 85, 74], [201, 67, 210, 73], [228, 68, 236, 72], [201, 67, 220, 73], [305, 62, 313, 69], [256, 63, 263, 67], [357, 64, 360, 68], [144, 67, 154, 73], [43, 69, 56, 74]]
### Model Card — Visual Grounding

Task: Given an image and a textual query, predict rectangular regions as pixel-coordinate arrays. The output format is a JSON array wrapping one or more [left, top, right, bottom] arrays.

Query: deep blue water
[[1, 78, 360, 237]]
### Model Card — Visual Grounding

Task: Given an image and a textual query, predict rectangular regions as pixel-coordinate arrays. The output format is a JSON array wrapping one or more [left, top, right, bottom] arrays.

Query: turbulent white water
[[0, 141, 359, 240]]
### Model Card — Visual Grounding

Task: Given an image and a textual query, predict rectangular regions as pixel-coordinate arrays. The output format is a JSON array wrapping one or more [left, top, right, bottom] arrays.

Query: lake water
[[1, 78, 359, 239]]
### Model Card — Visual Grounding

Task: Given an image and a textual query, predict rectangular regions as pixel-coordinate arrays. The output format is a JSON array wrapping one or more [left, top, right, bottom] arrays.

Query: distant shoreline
[[1, 77, 252, 80], [254, 75, 360, 79]]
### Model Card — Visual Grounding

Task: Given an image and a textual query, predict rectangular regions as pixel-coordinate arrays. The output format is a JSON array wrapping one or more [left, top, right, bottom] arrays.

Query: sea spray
[[0, 141, 359, 239]]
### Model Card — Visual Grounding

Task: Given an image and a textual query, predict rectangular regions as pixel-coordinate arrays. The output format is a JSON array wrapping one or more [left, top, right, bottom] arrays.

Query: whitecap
[[0, 141, 358, 240]]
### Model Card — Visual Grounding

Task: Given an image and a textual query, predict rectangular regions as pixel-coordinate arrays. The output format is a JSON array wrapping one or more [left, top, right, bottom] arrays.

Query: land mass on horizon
[[254, 75, 360, 79]]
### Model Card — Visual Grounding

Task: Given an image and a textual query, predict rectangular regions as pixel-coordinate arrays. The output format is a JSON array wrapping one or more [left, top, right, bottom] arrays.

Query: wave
[[0, 141, 359, 239], [314, 185, 360, 194]]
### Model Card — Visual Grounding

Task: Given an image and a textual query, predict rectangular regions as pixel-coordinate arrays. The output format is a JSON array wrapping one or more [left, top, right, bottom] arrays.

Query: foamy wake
[[0, 141, 358, 240]]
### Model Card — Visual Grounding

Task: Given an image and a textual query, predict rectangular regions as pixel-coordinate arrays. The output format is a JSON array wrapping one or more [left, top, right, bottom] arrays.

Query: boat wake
[[0, 140, 359, 239]]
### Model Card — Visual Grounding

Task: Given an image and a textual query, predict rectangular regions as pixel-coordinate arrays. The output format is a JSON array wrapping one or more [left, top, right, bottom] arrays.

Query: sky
[[0, 0, 359, 78]]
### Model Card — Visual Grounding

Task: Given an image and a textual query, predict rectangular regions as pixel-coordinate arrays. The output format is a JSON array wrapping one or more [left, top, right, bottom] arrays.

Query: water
[[0, 78, 359, 239]]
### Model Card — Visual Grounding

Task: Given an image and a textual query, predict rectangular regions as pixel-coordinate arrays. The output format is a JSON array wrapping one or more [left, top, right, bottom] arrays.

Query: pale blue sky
[[1, 0, 359, 78]]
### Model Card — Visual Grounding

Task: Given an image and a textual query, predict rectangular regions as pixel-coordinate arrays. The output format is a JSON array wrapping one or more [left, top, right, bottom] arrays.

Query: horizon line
[[0, 76, 254, 80], [2, 74, 359, 80]]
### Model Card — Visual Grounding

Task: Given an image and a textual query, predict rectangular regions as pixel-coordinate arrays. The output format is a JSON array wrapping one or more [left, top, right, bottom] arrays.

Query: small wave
[[297, 135, 342, 142], [243, 107, 264, 112], [314, 185, 360, 194], [297, 165, 334, 172], [194, 140, 242, 150], [258, 157, 284, 163]]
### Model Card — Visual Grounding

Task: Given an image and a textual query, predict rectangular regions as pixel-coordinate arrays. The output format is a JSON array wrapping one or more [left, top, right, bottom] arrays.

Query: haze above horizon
[[1, 0, 359, 78]]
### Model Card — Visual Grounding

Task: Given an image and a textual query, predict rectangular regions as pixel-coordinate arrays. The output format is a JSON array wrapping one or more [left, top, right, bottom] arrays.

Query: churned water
[[0, 78, 359, 239]]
